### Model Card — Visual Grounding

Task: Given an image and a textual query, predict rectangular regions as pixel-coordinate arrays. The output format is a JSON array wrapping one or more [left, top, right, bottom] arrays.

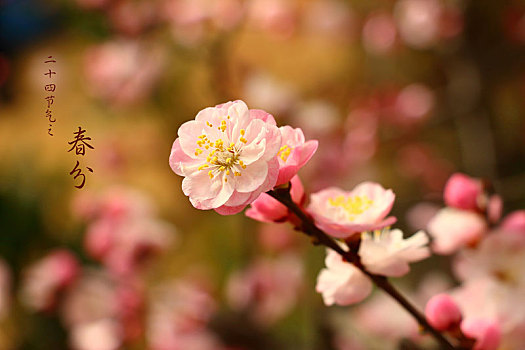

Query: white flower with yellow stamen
[[169, 100, 282, 215]]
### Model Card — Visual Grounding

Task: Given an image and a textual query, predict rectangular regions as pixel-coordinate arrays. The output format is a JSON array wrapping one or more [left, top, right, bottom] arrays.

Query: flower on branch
[[307, 182, 396, 238], [358, 228, 430, 277], [316, 249, 372, 306], [169, 100, 282, 215]]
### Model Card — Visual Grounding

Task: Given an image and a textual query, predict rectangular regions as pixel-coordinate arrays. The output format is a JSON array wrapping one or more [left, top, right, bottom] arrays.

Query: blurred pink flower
[[148, 278, 221, 350], [444, 173, 483, 211], [169, 100, 282, 215], [275, 126, 318, 186], [307, 182, 396, 239], [303, 0, 356, 42], [257, 223, 300, 253], [461, 319, 501, 350], [243, 73, 298, 116], [163, 0, 244, 46], [395, 0, 441, 49], [246, 175, 304, 223], [107, 0, 157, 36], [394, 84, 435, 124], [226, 254, 303, 324], [83, 40, 165, 106], [316, 249, 372, 306], [500, 210, 525, 235], [427, 208, 487, 255], [362, 12, 397, 55], [70, 319, 122, 350], [21, 250, 79, 311], [358, 229, 430, 277], [247, 0, 298, 39], [80, 188, 175, 277], [453, 230, 525, 289], [425, 293, 462, 331]]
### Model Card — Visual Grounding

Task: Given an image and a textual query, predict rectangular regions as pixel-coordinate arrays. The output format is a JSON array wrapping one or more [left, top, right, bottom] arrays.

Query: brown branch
[[266, 188, 459, 350]]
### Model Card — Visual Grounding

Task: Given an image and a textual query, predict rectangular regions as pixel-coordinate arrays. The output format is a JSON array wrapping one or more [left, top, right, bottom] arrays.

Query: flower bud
[[443, 173, 482, 211], [460, 319, 500, 350], [425, 294, 462, 331]]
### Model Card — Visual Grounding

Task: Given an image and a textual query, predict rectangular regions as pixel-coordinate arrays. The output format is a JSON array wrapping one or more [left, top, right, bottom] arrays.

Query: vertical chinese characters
[[68, 127, 94, 189], [44, 56, 56, 136]]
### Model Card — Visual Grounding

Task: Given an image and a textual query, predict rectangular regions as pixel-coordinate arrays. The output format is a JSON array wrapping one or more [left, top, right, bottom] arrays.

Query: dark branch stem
[[266, 188, 458, 350]]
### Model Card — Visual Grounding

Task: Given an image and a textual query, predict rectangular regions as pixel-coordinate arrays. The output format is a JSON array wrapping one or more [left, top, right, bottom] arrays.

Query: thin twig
[[267, 188, 458, 350]]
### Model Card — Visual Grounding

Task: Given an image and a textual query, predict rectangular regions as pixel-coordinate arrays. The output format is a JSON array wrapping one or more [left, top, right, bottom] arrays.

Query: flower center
[[278, 145, 292, 162], [328, 195, 374, 221], [193, 123, 248, 181]]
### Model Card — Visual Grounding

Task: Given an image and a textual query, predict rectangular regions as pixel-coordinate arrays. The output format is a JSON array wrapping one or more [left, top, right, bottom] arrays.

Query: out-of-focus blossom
[[425, 294, 462, 331], [358, 229, 430, 277], [316, 249, 372, 306], [461, 319, 501, 350], [443, 173, 483, 211], [395, 0, 463, 49], [0, 260, 10, 320], [343, 108, 378, 166], [454, 230, 525, 289], [21, 250, 79, 311], [257, 223, 300, 253], [395, 0, 440, 49], [308, 182, 396, 239], [79, 188, 175, 277], [148, 278, 221, 350], [70, 319, 122, 350], [163, 0, 244, 46], [396, 143, 453, 191], [427, 208, 487, 255], [275, 126, 317, 185], [362, 12, 397, 55], [405, 202, 440, 231], [169, 100, 282, 215], [226, 254, 303, 324], [83, 40, 165, 106], [292, 100, 341, 138], [246, 175, 304, 223], [243, 73, 298, 116], [500, 210, 525, 235], [303, 0, 356, 42], [394, 84, 435, 124], [107, 0, 157, 36], [487, 195, 503, 224], [247, 0, 297, 39]]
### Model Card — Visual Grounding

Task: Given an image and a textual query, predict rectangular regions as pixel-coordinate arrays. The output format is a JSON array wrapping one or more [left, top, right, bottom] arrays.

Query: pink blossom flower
[[316, 249, 372, 306], [461, 319, 501, 350], [427, 208, 487, 255], [275, 126, 318, 186], [358, 229, 430, 277], [501, 210, 525, 235], [226, 254, 303, 324], [425, 294, 462, 331], [245, 175, 304, 223], [307, 182, 396, 238], [21, 250, 79, 311], [169, 100, 282, 215], [70, 319, 122, 350], [443, 173, 483, 211]]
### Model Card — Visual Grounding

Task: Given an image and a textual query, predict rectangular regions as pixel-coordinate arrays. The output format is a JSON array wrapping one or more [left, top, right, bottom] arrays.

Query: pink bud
[[245, 175, 304, 223], [487, 195, 503, 224], [443, 173, 482, 211], [501, 210, 525, 235], [425, 294, 462, 331], [460, 319, 500, 350]]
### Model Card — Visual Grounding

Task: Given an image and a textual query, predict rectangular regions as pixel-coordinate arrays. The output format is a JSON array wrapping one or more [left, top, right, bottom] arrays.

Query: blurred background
[[1, 0, 525, 349]]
